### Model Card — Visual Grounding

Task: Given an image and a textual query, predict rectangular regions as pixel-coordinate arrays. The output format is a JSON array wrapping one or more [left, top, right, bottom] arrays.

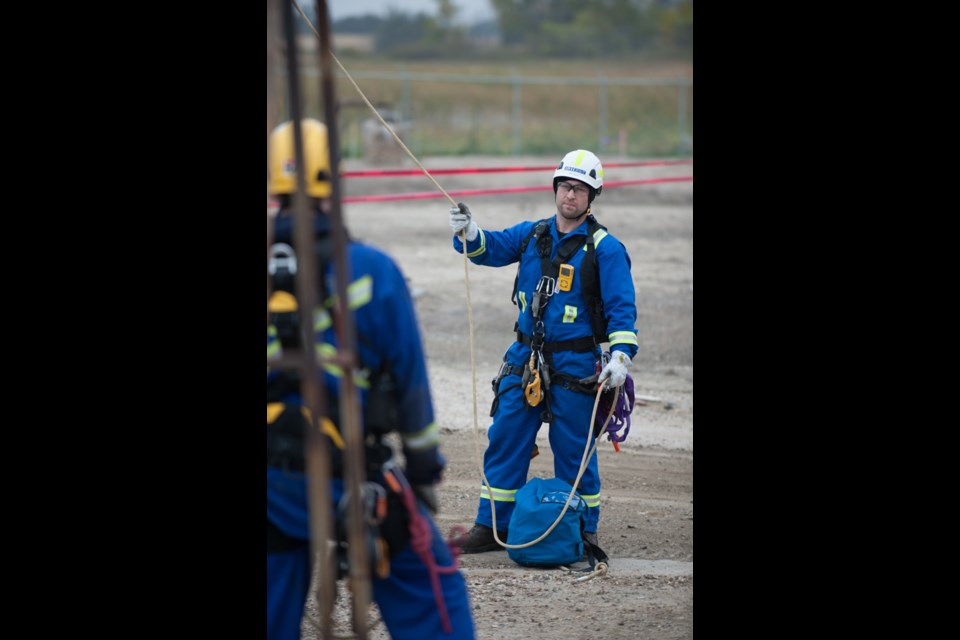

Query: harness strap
[[516, 330, 596, 353], [580, 537, 609, 575], [498, 363, 525, 377], [512, 220, 550, 306], [580, 219, 608, 343], [550, 371, 600, 395], [489, 361, 523, 417]]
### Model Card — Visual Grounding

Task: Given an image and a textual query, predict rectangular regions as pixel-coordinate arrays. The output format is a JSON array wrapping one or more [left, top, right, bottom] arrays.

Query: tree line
[[320, 0, 692, 60]]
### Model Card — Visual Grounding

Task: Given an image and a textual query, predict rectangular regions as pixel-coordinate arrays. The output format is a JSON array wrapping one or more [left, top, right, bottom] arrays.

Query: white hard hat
[[553, 149, 603, 195]]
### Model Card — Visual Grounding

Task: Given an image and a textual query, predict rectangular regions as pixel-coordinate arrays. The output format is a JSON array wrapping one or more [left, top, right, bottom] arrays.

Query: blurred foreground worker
[[447, 149, 638, 553], [267, 118, 475, 640]]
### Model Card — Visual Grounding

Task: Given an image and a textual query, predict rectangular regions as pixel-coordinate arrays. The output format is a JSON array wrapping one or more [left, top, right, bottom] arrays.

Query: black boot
[[454, 524, 507, 554]]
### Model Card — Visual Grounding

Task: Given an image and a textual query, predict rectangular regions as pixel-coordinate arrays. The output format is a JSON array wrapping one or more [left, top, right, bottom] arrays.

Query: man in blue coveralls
[[267, 118, 475, 639], [448, 149, 638, 553]]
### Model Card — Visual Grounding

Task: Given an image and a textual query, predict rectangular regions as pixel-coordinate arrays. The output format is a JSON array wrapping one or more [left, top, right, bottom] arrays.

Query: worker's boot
[[453, 524, 507, 554]]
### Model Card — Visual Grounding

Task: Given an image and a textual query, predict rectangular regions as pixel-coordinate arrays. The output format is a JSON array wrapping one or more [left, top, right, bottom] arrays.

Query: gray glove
[[598, 351, 631, 389], [449, 202, 478, 241]]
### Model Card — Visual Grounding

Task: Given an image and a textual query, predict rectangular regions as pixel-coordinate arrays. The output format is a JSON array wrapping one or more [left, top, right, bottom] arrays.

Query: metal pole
[[267, 0, 278, 323], [276, 1, 336, 638], [677, 76, 688, 155], [315, 1, 372, 637]]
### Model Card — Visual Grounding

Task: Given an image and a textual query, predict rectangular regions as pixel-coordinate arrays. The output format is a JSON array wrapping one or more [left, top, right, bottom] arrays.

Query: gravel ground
[[297, 154, 693, 639]]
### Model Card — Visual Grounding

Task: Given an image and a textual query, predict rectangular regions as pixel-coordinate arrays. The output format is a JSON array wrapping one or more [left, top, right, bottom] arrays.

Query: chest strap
[[516, 330, 596, 353]]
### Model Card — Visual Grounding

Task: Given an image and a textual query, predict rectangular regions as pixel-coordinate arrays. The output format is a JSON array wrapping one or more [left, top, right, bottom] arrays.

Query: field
[[297, 153, 694, 639], [273, 58, 693, 158]]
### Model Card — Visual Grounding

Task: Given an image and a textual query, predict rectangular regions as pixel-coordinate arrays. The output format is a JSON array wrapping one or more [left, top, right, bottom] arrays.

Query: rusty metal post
[[269, 2, 372, 636], [313, 2, 372, 636], [272, 0, 338, 638], [266, 0, 278, 325]]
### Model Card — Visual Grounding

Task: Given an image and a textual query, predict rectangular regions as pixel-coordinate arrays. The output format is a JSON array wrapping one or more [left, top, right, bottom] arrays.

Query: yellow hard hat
[[268, 118, 332, 198]]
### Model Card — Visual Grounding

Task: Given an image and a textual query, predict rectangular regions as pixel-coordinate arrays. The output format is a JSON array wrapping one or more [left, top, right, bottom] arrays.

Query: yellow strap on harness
[[266, 402, 346, 450], [267, 290, 298, 313], [319, 417, 346, 450]]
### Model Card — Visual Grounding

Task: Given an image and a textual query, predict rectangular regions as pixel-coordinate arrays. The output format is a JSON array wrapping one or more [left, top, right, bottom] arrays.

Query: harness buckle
[[492, 361, 510, 394], [530, 320, 546, 345], [530, 276, 556, 320]]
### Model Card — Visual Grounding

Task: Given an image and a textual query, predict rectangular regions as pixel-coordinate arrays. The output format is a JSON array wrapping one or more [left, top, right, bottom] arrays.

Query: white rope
[[290, 0, 482, 471]]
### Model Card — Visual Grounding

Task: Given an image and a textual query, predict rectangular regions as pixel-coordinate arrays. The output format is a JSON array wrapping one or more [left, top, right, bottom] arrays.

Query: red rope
[[342, 175, 692, 203], [387, 469, 462, 635], [342, 159, 692, 178]]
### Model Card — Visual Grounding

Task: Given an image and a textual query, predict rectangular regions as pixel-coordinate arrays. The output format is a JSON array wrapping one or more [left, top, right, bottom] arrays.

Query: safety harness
[[492, 214, 610, 420], [511, 214, 609, 344], [266, 218, 448, 596]]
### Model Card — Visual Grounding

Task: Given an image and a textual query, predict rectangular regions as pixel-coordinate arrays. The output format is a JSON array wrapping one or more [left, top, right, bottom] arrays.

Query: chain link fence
[[278, 67, 692, 161]]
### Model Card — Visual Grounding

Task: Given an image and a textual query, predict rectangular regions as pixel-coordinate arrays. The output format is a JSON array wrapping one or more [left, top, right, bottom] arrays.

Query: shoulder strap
[[512, 219, 550, 306], [581, 215, 606, 342], [581, 215, 608, 343]]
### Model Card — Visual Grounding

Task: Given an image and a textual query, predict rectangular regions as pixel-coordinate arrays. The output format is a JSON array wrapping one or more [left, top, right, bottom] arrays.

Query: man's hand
[[598, 351, 631, 389], [449, 202, 478, 241]]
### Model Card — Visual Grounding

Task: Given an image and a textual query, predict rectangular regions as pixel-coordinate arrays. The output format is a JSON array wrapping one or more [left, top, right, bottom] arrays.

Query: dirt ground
[[300, 154, 693, 639]]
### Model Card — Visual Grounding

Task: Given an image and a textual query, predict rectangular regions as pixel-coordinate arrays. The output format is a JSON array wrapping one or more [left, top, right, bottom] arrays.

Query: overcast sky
[[324, 0, 495, 24]]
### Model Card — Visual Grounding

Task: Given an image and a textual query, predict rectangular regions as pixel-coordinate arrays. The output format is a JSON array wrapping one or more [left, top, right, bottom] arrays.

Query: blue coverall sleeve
[[596, 237, 639, 360], [370, 252, 445, 485]]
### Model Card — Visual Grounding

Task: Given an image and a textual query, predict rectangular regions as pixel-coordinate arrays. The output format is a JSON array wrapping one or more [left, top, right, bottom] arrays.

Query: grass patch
[[275, 58, 692, 158]]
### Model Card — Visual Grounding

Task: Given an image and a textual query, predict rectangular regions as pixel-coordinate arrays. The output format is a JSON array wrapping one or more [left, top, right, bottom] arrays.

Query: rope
[[387, 468, 462, 635], [561, 560, 609, 583], [290, 0, 482, 479]]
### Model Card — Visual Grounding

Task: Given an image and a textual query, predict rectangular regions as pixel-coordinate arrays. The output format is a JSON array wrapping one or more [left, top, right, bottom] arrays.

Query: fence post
[[512, 69, 521, 155], [598, 71, 608, 154], [401, 65, 411, 130], [677, 76, 688, 155]]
